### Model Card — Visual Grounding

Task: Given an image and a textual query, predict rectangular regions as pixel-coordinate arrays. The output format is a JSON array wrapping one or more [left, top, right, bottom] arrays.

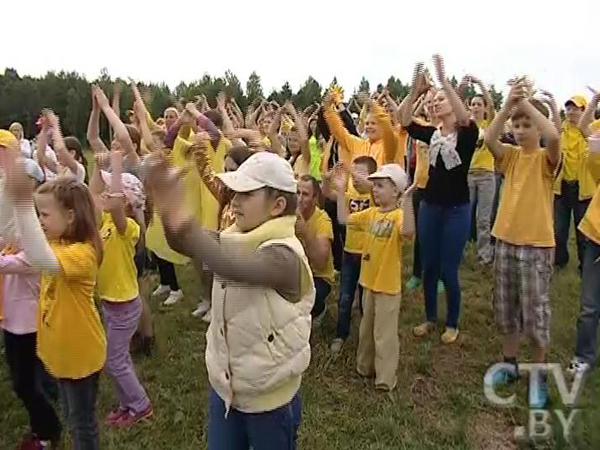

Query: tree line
[[0, 67, 504, 142]]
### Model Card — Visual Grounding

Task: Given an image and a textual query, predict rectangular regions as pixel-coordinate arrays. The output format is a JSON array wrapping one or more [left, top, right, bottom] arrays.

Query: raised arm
[[35, 116, 55, 175], [47, 111, 79, 175], [521, 98, 561, 166], [3, 155, 59, 274], [484, 82, 526, 160], [433, 54, 470, 126], [216, 92, 236, 137], [579, 90, 600, 137], [370, 100, 398, 163], [286, 102, 310, 166], [105, 151, 128, 234], [539, 90, 562, 133], [93, 85, 138, 164], [401, 63, 427, 127], [322, 94, 363, 155], [86, 88, 110, 154], [112, 82, 121, 120], [268, 108, 285, 156]]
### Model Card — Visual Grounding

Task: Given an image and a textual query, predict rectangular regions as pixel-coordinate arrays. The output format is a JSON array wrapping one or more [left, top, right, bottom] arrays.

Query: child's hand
[[216, 92, 227, 111], [94, 152, 110, 168], [506, 81, 527, 109]]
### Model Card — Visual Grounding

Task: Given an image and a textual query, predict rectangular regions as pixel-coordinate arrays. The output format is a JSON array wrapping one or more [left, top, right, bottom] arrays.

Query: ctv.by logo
[[484, 363, 586, 442]]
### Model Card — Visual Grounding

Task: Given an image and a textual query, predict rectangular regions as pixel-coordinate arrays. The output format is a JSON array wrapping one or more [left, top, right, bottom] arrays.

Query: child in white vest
[[146, 151, 315, 450]]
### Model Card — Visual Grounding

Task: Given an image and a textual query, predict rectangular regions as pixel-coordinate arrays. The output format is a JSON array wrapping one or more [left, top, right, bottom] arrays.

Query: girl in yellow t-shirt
[[89, 89, 154, 428], [4, 143, 105, 449], [467, 76, 496, 265]]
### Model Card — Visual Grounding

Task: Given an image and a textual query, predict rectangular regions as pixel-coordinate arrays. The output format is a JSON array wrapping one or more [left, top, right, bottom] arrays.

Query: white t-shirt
[[33, 148, 86, 183], [19, 139, 32, 159]]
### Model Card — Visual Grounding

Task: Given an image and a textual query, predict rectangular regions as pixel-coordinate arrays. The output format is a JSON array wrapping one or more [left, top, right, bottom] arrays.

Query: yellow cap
[[565, 95, 587, 109], [0, 129, 18, 150]]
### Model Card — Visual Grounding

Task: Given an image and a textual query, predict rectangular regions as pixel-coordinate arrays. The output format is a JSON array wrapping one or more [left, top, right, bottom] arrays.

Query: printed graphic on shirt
[[349, 197, 370, 213], [369, 218, 395, 238]]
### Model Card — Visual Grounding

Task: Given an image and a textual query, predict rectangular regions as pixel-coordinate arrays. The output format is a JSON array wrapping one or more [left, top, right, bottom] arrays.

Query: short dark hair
[[511, 99, 549, 121], [299, 174, 321, 198], [226, 146, 253, 167], [204, 109, 223, 130], [265, 187, 297, 216], [352, 155, 377, 174]]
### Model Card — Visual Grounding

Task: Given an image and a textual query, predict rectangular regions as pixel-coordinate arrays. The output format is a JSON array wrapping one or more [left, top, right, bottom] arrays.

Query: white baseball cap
[[368, 164, 408, 193], [217, 151, 297, 193]]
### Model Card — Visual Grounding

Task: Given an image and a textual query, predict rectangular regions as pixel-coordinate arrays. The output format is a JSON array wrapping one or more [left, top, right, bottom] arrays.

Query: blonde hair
[[164, 107, 179, 119], [9, 122, 23, 138]]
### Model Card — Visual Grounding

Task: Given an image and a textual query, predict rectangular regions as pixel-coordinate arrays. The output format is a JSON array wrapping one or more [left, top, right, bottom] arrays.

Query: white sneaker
[[567, 358, 591, 376], [191, 300, 211, 318], [202, 309, 212, 323], [330, 338, 344, 353], [163, 289, 184, 306], [152, 284, 171, 297]]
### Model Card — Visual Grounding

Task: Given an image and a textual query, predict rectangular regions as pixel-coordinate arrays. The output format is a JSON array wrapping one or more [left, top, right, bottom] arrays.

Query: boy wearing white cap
[[146, 151, 315, 449], [336, 163, 413, 391]]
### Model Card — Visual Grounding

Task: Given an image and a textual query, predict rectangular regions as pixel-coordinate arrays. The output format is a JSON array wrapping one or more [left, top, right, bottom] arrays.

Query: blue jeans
[[208, 389, 302, 450], [58, 372, 100, 450], [412, 188, 425, 278], [312, 277, 332, 318], [574, 240, 600, 365], [418, 201, 471, 328], [336, 251, 363, 340], [554, 181, 590, 273]]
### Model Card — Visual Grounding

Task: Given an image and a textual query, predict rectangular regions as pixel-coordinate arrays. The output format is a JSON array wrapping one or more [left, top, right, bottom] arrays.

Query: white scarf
[[429, 129, 462, 170]]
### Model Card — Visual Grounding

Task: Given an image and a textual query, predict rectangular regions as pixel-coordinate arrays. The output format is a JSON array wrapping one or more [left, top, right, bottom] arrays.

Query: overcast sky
[[4, 0, 599, 104]]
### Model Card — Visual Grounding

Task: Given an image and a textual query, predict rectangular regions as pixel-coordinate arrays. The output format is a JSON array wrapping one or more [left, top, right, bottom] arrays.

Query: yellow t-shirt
[[293, 155, 310, 178], [554, 122, 596, 199], [344, 183, 372, 254], [38, 242, 106, 379], [470, 119, 495, 172], [347, 207, 403, 295], [492, 145, 558, 247], [304, 207, 335, 283], [591, 119, 600, 134], [579, 153, 600, 245], [98, 212, 140, 302]]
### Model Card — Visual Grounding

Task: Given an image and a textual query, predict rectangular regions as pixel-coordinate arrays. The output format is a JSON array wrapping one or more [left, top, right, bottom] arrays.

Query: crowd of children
[[1, 53, 600, 449]]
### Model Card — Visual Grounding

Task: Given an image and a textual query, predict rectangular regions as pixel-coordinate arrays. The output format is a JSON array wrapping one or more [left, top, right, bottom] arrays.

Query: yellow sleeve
[[317, 213, 334, 241], [324, 108, 364, 160], [591, 119, 600, 134], [123, 218, 140, 244], [145, 112, 160, 132], [347, 208, 372, 232], [371, 103, 398, 164], [52, 243, 97, 280], [587, 153, 600, 184], [495, 145, 517, 174]]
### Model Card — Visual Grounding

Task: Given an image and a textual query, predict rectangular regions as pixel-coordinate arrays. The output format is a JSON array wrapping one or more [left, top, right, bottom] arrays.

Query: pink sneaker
[[114, 405, 154, 428], [105, 408, 129, 426]]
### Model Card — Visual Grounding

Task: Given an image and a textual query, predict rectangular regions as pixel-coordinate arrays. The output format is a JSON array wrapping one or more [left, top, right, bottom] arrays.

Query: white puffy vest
[[205, 236, 315, 414]]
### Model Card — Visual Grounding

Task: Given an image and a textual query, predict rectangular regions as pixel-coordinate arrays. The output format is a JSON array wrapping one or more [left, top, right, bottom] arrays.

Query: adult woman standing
[[401, 56, 479, 344]]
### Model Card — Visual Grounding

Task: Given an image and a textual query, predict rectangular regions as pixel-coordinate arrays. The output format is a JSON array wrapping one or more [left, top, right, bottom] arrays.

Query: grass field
[[1, 240, 600, 450]]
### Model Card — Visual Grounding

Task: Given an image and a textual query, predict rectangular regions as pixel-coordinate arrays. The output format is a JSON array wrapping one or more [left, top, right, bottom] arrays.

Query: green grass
[[1, 241, 600, 449]]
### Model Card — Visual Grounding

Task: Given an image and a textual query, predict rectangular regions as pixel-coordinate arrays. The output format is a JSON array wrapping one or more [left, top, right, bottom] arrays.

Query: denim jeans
[[554, 181, 591, 273], [411, 188, 425, 278], [311, 277, 332, 318], [3, 331, 62, 441], [208, 389, 302, 450], [336, 251, 363, 340], [58, 372, 100, 450], [574, 240, 600, 365], [418, 201, 471, 328]]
